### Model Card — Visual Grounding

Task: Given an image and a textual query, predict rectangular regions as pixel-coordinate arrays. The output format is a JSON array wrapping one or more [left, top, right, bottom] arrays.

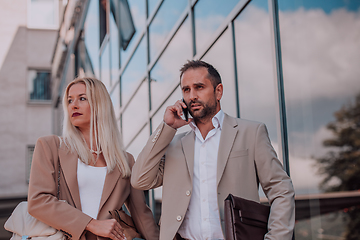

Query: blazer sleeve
[[253, 124, 295, 240], [28, 136, 92, 240], [131, 122, 177, 190], [125, 153, 160, 240]]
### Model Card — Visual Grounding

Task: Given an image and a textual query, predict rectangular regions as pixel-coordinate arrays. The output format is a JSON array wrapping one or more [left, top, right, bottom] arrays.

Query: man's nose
[[189, 90, 197, 101]]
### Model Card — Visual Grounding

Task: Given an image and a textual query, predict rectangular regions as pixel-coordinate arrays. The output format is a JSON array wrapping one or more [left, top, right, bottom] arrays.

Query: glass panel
[[125, 124, 150, 159], [110, 12, 120, 82], [148, 0, 160, 16], [28, 70, 51, 100], [121, 0, 146, 65], [234, 0, 279, 149], [121, 37, 147, 106], [149, 0, 188, 61], [278, 0, 360, 238], [122, 81, 149, 146], [202, 29, 237, 117], [150, 18, 192, 110], [100, 42, 111, 89], [194, 0, 238, 54], [28, 0, 58, 28], [110, 81, 120, 117], [84, 0, 100, 78]]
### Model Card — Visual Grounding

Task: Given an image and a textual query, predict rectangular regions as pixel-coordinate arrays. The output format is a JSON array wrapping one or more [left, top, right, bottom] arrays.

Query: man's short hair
[[180, 60, 222, 89]]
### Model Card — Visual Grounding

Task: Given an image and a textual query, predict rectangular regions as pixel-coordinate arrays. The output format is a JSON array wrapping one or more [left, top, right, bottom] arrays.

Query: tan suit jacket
[[131, 114, 295, 240], [28, 135, 159, 240]]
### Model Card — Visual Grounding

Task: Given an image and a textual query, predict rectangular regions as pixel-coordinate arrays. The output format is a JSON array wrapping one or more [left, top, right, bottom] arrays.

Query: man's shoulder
[[224, 113, 264, 128]]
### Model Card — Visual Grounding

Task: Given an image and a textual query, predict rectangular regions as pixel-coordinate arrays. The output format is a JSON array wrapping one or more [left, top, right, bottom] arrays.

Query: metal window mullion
[[188, 0, 196, 57], [230, 21, 240, 119], [269, 0, 290, 175]]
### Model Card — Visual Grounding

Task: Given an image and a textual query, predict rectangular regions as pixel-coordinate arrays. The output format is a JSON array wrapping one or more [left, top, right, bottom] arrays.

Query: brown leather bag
[[224, 194, 270, 240], [109, 209, 142, 240]]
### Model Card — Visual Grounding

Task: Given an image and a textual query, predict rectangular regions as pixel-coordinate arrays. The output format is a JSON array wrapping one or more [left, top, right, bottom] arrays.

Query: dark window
[[28, 70, 51, 100]]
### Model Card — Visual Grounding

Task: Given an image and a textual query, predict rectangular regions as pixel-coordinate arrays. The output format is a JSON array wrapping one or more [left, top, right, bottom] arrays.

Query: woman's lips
[[72, 112, 82, 117]]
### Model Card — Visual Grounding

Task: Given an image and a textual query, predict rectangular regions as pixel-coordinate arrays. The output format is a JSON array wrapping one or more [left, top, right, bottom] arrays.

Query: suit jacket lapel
[[181, 131, 195, 183], [217, 114, 238, 186], [58, 145, 82, 209], [98, 167, 121, 211]]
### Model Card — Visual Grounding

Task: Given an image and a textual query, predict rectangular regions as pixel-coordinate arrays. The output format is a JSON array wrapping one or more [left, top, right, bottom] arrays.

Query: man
[[131, 60, 295, 240]]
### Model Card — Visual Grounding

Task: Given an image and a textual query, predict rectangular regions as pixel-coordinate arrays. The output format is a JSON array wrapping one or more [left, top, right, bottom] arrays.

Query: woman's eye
[[68, 99, 73, 104], [80, 97, 86, 101]]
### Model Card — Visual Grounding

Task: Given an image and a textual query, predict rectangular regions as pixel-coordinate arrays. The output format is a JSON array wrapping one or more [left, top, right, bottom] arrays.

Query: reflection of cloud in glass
[[121, 38, 147, 105], [279, 5, 360, 193], [149, 0, 188, 60], [278, 0, 360, 14], [280, 8, 360, 102], [234, 2, 278, 143], [194, 0, 238, 53], [122, 81, 148, 146], [150, 18, 192, 110]]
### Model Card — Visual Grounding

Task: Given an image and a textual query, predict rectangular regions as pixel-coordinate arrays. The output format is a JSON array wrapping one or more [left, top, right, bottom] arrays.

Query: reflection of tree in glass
[[316, 93, 360, 240]]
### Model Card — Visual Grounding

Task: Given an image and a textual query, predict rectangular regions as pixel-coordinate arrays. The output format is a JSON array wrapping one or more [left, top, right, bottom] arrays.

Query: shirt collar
[[189, 109, 224, 131]]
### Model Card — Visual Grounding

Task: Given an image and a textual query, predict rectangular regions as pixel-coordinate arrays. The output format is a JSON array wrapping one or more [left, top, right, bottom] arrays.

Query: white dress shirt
[[77, 159, 107, 219], [178, 110, 225, 240]]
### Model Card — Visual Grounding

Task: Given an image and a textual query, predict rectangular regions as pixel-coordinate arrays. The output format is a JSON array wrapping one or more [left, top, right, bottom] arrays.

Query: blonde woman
[[28, 77, 159, 240]]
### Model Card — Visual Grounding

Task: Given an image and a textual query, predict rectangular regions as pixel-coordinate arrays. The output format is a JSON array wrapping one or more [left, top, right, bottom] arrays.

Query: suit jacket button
[[176, 215, 182, 221], [186, 190, 191, 196]]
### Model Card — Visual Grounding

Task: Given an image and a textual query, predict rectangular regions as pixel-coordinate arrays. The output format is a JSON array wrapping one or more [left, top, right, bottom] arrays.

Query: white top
[[77, 159, 107, 219], [178, 110, 225, 240]]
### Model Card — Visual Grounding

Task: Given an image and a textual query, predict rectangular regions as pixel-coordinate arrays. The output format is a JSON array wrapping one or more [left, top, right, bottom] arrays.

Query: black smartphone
[[182, 99, 189, 122]]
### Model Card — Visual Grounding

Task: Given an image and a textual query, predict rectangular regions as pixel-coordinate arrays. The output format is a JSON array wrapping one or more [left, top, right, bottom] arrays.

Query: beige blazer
[[28, 135, 159, 240], [131, 113, 295, 240]]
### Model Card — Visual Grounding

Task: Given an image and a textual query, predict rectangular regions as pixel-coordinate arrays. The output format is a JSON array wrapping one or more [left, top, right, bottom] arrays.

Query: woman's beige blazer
[[28, 135, 159, 240]]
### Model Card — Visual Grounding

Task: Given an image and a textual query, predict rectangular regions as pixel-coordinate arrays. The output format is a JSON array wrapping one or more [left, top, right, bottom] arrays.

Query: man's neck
[[194, 109, 221, 139]]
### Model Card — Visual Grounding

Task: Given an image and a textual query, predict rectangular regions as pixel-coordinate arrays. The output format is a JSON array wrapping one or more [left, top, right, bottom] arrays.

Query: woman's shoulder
[[36, 135, 62, 148]]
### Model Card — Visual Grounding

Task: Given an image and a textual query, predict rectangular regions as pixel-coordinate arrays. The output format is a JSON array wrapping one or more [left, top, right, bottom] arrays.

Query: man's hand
[[85, 219, 126, 240], [163, 100, 192, 129]]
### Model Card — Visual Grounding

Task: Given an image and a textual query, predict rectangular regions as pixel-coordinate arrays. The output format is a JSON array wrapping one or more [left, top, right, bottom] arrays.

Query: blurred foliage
[[316, 93, 360, 240]]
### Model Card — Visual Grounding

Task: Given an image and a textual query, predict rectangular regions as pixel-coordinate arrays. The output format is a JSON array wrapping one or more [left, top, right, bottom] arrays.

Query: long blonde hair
[[62, 77, 131, 177]]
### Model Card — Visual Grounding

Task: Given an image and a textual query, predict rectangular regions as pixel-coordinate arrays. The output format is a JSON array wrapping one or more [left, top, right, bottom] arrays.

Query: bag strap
[[56, 136, 61, 199], [57, 160, 61, 199]]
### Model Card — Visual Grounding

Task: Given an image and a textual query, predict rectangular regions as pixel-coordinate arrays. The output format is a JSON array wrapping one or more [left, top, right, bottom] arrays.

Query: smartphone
[[182, 99, 189, 122]]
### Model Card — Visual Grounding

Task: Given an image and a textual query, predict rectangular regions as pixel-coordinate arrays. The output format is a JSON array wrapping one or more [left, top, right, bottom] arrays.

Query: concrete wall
[[0, 27, 57, 198]]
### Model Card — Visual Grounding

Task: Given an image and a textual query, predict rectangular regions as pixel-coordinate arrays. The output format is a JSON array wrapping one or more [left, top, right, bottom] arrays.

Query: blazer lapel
[[98, 167, 121, 211], [181, 131, 195, 183], [58, 145, 82, 209], [217, 114, 238, 186]]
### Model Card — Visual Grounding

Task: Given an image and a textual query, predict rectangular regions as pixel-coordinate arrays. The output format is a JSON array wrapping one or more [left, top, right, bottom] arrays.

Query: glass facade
[[68, 0, 360, 238]]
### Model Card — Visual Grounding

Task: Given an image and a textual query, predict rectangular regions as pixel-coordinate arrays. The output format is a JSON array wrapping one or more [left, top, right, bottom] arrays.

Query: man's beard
[[188, 97, 217, 122]]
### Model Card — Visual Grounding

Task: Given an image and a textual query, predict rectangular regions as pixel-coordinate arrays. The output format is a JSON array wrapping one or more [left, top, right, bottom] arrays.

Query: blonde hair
[[62, 77, 131, 177]]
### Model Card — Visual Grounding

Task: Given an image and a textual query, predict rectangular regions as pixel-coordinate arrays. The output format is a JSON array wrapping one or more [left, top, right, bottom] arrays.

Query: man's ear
[[215, 83, 223, 101]]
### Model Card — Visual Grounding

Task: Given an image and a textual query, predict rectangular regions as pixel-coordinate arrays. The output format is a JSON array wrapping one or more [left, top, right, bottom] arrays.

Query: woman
[[28, 77, 159, 240]]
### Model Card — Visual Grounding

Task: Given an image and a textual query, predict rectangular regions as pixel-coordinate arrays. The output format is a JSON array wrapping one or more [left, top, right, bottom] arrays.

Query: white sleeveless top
[[77, 159, 107, 219]]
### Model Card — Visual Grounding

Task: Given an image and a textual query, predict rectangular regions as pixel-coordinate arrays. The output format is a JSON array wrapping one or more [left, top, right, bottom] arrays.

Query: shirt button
[[176, 215, 182, 221], [186, 190, 191, 196]]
